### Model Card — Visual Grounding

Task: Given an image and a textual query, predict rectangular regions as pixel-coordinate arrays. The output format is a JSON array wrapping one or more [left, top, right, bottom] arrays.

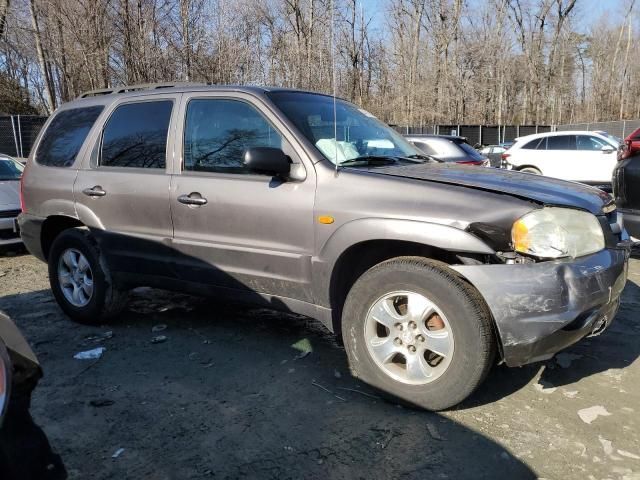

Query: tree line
[[0, 0, 638, 127]]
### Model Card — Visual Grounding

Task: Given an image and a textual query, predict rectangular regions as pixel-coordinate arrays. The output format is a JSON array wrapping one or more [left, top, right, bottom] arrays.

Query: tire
[[519, 166, 541, 175], [48, 227, 127, 324], [341, 256, 496, 411]]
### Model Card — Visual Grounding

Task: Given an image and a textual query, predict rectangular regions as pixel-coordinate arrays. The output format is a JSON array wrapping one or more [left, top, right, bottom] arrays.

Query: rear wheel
[[48, 228, 127, 324], [341, 257, 496, 410], [519, 166, 541, 175]]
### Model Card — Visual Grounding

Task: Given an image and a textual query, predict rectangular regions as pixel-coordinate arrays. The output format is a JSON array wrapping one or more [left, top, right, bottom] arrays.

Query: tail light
[[19, 161, 29, 213], [501, 153, 511, 160], [456, 160, 483, 166]]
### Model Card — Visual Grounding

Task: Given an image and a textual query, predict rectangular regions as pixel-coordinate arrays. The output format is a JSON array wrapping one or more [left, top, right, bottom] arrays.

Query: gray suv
[[19, 84, 631, 410]]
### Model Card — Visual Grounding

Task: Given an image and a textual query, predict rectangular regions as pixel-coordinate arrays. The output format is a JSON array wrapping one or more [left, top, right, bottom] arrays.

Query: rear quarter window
[[521, 138, 545, 150], [457, 141, 484, 160], [36, 106, 104, 167]]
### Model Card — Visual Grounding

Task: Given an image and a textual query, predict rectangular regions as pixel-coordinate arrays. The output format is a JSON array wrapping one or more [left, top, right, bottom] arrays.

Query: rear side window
[[36, 106, 103, 167], [522, 138, 545, 150], [547, 135, 576, 150], [101, 101, 173, 169]]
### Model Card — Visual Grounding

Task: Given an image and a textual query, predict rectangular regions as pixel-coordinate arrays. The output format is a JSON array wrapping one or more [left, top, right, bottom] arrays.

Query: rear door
[[75, 95, 179, 278], [512, 137, 545, 170], [169, 92, 316, 302], [575, 134, 617, 183], [544, 135, 577, 180]]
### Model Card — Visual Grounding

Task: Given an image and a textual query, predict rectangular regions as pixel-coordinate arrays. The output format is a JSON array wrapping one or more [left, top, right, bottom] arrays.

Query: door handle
[[178, 193, 208, 206], [82, 186, 107, 197]]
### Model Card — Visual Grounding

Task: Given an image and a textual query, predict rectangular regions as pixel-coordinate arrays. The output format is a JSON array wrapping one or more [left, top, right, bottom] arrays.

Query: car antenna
[[331, 0, 338, 174]]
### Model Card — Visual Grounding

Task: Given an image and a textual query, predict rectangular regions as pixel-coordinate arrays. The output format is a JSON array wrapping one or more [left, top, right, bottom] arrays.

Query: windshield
[[599, 132, 622, 145], [268, 92, 421, 164], [0, 158, 23, 180]]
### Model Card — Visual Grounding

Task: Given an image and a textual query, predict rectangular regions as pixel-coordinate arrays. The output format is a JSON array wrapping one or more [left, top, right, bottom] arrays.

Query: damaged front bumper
[[452, 245, 630, 367]]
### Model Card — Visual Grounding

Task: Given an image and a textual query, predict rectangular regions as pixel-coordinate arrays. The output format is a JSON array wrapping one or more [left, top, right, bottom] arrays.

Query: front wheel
[[341, 257, 496, 410], [48, 228, 127, 324]]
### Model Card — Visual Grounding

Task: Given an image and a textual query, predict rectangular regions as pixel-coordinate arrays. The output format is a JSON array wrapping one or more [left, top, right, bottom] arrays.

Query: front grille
[[0, 209, 20, 219], [0, 229, 19, 240]]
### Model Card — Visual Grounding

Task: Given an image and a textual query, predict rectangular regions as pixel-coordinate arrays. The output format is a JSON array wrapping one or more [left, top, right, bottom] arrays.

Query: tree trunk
[[28, 0, 56, 112]]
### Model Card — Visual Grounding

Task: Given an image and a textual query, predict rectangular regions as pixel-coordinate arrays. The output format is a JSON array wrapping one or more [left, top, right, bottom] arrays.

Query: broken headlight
[[512, 207, 604, 259]]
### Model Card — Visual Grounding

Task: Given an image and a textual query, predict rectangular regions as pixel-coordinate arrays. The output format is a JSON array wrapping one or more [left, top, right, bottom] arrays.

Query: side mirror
[[243, 147, 290, 177], [601, 145, 616, 154]]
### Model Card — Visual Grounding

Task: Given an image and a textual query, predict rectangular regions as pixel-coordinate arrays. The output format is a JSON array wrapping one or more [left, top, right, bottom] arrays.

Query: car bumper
[[452, 246, 630, 366], [17, 213, 45, 260], [618, 209, 640, 239], [0, 216, 22, 246]]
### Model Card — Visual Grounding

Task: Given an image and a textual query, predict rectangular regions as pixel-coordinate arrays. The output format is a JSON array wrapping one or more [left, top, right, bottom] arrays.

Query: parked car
[[501, 131, 618, 188], [0, 313, 67, 479], [0, 155, 23, 248], [613, 127, 640, 238], [404, 134, 489, 166], [479, 145, 506, 167], [19, 84, 630, 410]]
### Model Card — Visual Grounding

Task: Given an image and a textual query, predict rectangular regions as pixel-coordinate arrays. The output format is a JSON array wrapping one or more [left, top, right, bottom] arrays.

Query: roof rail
[[79, 88, 116, 98], [78, 82, 206, 99]]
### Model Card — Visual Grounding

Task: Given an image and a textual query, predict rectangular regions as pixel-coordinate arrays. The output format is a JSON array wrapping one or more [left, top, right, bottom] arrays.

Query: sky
[[356, 0, 627, 34]]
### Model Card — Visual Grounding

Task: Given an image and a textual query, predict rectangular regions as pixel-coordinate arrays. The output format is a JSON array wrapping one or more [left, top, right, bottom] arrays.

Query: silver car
[[18, 85, 631, 410], [0, 155, 23, 248]]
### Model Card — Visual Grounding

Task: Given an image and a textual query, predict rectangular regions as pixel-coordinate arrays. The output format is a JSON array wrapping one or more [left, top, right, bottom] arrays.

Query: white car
[[502, 131, 618, 186]]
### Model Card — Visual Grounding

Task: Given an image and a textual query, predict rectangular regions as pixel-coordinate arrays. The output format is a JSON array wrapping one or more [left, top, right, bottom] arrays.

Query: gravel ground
[[0, 249, 639, 479]]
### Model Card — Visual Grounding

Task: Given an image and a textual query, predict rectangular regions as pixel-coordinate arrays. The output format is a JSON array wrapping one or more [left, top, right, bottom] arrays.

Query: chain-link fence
[[393, 124, 552, 145], [555, 120, 640, 139], [0, 115, 48, 159]]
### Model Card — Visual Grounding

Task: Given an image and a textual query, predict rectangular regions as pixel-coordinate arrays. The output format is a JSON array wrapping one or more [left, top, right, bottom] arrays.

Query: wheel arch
[[516, 165, 542, 174], [315, 218, 495, 336], [40, 215, 85, 260]]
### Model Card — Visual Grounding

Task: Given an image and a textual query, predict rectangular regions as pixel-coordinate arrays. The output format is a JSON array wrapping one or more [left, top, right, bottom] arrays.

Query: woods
[[0, 0, 638, 126]]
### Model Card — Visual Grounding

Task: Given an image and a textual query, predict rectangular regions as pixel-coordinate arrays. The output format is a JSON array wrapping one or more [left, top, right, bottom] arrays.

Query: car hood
[[367, 163, 613, 215], [0, 180, 20, 210]]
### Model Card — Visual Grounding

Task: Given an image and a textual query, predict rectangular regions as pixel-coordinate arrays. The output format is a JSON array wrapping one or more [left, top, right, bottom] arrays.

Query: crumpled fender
[[312, 217, 495, 308]]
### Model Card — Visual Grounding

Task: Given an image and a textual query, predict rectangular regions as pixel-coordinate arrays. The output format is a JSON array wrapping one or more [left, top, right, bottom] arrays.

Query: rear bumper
[[452, 247, 630, 366], [17, 213, 45, 260], [618, 209, 640, 239]]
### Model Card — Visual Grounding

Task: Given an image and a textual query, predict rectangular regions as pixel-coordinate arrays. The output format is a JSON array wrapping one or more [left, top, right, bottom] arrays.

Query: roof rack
[[78, 82, 206, 99]]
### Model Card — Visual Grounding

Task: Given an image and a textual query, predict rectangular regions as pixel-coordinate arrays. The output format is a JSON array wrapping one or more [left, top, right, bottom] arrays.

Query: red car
[[612, 127, 640, 237]]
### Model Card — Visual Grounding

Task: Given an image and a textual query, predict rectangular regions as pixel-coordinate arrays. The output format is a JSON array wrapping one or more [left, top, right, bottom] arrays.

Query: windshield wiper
[[339, 156, 399, 167]]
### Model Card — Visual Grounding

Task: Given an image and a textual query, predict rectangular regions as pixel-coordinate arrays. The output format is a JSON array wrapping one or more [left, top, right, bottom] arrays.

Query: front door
[[575, 134, 617, 183], [169, 93, 316, 302], [75, 96, 179, 277]]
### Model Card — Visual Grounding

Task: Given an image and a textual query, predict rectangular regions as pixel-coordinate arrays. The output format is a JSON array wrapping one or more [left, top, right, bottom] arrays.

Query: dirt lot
[[0, 250, 639, 479]]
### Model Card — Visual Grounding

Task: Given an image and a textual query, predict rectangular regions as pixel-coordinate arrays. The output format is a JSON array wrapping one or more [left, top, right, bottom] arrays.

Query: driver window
[[183, 99, 284, 173], [576, 135, 609, 151]]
